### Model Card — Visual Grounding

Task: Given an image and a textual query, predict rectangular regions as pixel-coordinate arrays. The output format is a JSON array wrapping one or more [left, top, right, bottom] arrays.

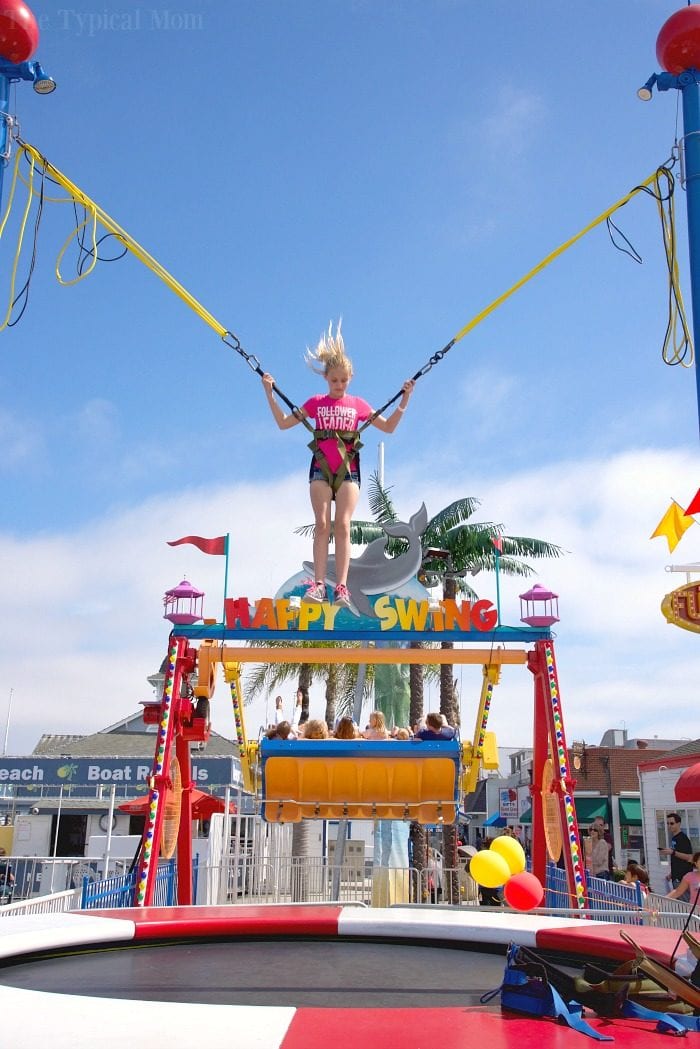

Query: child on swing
[[262, 321, 415, 606]]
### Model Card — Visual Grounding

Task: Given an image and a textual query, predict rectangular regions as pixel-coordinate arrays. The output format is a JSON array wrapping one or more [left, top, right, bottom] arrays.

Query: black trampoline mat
[[0, 938, 507, 1007]]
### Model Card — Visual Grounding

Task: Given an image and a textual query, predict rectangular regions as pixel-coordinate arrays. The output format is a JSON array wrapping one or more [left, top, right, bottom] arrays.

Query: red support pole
[[176, 732, 194, 905], [528, 640, 587, 913], [134, 634, 189, 907], [528, 647, 550, 885]]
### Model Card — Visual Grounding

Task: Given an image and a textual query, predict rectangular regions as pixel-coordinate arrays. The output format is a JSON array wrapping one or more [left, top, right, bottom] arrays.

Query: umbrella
[[675, 761, 700, 803], [118, 789, 235, 820]]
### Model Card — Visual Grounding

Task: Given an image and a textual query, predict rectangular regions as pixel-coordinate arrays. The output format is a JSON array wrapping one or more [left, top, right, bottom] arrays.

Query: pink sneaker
[[304, 580, 327, 603], [333, 583, 352, 608]]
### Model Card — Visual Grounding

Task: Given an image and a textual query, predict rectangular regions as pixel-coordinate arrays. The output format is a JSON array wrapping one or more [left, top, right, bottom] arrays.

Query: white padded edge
[[337, 907, 607, 947], [0, 912, 136, 960], [0, 986, 296, 1049]]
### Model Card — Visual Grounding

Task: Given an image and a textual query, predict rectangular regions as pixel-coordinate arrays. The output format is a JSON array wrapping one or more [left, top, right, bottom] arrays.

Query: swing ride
[[3, 2, 700, 1047]]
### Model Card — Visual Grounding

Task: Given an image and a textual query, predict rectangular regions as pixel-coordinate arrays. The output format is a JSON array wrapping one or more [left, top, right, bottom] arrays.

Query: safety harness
[[308, 428, 364, 494], [221, 329, 443, 496]]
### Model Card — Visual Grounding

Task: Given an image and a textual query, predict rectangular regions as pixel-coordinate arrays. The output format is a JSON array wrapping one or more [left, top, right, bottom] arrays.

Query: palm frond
[[367, 472, 399, 524], [496, 556, 538, 577], [350, 520, 408, 557], [294, 523, 316, 539], [425, 497, 480, 536], [349, 520, 385, 544], [501, 535, 565, 560]]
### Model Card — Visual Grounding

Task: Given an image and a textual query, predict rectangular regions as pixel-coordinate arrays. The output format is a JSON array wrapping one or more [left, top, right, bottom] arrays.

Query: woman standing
[[584, 826, 612, 879]]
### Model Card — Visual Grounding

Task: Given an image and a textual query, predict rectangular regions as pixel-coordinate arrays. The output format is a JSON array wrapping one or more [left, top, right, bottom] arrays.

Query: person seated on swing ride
[[413, 711, 457, 741], [261, 321, 415, 607]]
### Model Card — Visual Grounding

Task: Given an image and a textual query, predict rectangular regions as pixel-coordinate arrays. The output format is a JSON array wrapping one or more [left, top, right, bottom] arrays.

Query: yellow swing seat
[[259, 738, 461, 824]]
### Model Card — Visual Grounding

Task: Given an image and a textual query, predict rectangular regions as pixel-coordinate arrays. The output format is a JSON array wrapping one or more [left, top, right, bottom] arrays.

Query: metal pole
[[222, 533, 230, 626], [102, 784, 116, 879], [377, 442, 385, 489], [649, 63, 700, 434], [494, 548, 502, 625], [49, 784, 63, 892], [0, 73, 10, 209], [680, 76, 700, 436], [332, 664, 368, 900], [222, 784, 231, 905], [2, 687, 14, 755], [232, 788, 242, 904]]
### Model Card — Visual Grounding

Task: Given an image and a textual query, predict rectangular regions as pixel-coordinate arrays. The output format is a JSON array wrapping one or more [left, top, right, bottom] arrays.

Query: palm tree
[[348, 480, 435, 896], [244, 640, 374, 901], [244, 639, 374, 729], [352, 475, 564, 901]]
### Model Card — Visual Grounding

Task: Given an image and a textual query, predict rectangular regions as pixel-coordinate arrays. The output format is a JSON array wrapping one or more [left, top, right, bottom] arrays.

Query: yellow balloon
[[490, 836, 526, 875], [469, 849, 511, 888]]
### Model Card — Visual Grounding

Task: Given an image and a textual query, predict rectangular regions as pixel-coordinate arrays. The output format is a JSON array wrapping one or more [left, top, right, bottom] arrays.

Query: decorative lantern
[[163, 578, 204, 625], [519, 583, 559, 627]]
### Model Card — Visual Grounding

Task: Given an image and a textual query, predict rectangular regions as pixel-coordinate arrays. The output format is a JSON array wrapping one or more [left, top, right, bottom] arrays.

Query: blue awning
[[483, 812, 507, 827]]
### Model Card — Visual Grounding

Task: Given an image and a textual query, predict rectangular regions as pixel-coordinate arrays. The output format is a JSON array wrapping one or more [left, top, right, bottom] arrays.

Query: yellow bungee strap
[[4, 144, 689, 398]]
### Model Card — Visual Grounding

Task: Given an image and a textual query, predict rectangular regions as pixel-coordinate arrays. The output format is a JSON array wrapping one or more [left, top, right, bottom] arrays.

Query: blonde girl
[[262, 321, 414, 606], [363, 710, 389, 740]]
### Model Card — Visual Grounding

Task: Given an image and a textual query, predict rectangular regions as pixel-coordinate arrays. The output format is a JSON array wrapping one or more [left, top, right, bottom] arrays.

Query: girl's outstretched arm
[[371, 378, 415, 434], [262, 373, 305, 430], [667, 875, 690, 899]]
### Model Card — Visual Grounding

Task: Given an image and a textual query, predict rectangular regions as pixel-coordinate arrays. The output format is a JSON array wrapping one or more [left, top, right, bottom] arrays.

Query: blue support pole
[[679, 73, 700, 436], [0, 60, 56, 213], [0, 72, 10, 209], [648, 67, 700, 436]]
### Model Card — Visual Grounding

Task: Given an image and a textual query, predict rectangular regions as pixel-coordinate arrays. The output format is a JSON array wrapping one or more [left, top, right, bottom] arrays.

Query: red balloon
[[0, 1, 39, 64], [503, 871, 544, 912], [657, 6, 700, 75]]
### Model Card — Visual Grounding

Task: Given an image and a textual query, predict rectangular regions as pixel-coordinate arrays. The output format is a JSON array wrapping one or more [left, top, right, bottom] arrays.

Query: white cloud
[[0, 408, 43, 470], [479, 87, 547, 158], [69, 398, 120, 445], [2, 447, 698, 759], [455, 366, 519, 440]]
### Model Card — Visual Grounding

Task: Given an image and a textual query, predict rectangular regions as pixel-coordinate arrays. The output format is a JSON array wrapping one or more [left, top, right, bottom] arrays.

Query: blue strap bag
[[481, 944, 613, 1041]]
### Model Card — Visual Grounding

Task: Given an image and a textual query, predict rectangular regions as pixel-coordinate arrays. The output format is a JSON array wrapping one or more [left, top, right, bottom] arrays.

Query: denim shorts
[[309, 462, 361, 487]]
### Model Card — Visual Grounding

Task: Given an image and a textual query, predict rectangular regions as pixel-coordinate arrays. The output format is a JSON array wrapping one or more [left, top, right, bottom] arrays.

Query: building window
[[655, 808, 700, 850]]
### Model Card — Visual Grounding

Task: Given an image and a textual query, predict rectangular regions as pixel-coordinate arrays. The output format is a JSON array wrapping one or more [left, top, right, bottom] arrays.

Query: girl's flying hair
[[304, 319, 353, 376]]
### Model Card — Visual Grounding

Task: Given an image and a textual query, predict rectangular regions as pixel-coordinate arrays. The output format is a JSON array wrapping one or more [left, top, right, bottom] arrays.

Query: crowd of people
[[580, 810, 699, 902], [264, 696, 456, 743], [264, 696, 698, 910]]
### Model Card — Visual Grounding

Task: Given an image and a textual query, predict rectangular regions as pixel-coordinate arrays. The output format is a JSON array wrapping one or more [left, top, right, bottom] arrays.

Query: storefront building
[[638, 740, 700, 895], [0, 709, 241, 859]]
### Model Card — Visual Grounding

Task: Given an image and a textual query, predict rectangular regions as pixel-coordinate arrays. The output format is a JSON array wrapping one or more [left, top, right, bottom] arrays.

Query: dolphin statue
[[303, 503, 429, 618]]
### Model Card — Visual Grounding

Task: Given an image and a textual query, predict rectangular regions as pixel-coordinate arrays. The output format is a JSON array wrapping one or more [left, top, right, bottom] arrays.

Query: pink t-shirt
[[684, 870, 700, 898], [302, 394, 373, 473]]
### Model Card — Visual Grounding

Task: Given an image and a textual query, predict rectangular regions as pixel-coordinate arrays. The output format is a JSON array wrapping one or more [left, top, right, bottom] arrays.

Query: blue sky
[[2, 0, 699, 754]]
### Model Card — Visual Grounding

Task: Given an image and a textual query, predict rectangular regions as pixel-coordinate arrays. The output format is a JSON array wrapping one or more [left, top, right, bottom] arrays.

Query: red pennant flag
[[167, 535, 228, 556], [492, 536, 504, 553], [684, 488, 700, 517]]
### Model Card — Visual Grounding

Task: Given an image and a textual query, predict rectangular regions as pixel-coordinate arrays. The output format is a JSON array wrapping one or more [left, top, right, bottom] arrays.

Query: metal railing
[[79, 857, 200, 909], [0, 888, 81, 917], [545, 864, 700, 930], [221, 849, 480, 907], [0, 856, 132, 902], [645, 890, 700, 931], [2, 852, 700, 933]]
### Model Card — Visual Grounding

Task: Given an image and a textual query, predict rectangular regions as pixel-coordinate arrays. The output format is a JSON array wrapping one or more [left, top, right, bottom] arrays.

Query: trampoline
[[0, 905, 688, 1048]]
